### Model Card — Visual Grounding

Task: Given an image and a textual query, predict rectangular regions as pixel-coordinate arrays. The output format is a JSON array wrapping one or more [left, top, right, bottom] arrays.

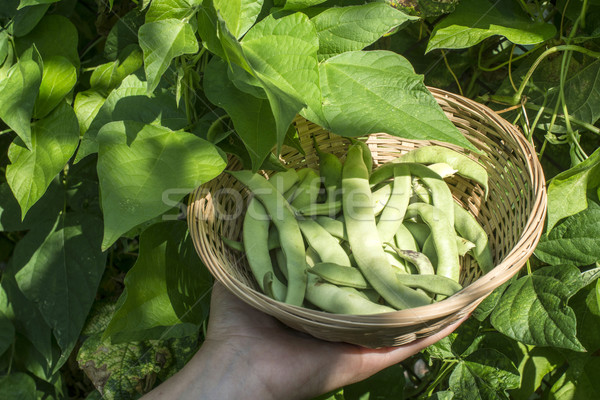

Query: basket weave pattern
[[187, 88, 547, 348]]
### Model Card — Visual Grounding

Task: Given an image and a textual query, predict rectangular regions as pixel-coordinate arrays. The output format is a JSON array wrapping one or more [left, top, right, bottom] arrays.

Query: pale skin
[[142, 283, 469, 400]]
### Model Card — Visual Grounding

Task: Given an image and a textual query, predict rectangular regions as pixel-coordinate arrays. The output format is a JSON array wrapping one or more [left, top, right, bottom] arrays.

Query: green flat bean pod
[[298, 219, 351, 267], [243, 199, 287, 302], [376, 164, 411, 244], [343, 144, 432, 310], [453, 202, 495, 274], [314, 136, 343, 202], [268, 168, 299, 194], [309, 262, 370, 289], [385, 242, 435, 275], [229, 170, 307, 306], [371, 182, 392, 216], [405, 202, 461, 282], [305, 275, 395, 315], [294, 200, 342, 218], [394, 273, 463, 297], [371, 146, 489, 197], [290, 168, 321, 209], [315, 216, 347, 240]]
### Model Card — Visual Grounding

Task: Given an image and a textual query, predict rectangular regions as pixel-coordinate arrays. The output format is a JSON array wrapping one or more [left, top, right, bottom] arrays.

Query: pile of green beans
[[226, 142, 493, 315]]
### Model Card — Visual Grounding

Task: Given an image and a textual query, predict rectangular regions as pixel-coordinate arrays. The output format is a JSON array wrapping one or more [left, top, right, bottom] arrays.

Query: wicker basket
[[187, 88, 547, 348]]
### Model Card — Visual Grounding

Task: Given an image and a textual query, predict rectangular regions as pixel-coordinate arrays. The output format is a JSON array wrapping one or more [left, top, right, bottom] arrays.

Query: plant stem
[[422, 360, 457, 397]]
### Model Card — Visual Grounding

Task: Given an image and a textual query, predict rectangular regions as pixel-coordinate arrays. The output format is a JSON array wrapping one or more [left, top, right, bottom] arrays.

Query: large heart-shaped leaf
[[204, 57, 278, 170], [89, 45, 143, 95], [12, 211, 106, 369], [213, 0, 263, 38], [490, 267, 585, 352], [33, 55, 77, 119], [535, 198, 600, 266], [315, 50, 477, 151], [103, 221, 211, 343], [0, 373, 36, 400], [311, 2, 417, 60], [427, 0, 556, 52], [6, 102, 79, 218], [0, 48, 42, 149], [448, 348, 520, 399], [96, 121, 226, 250], [145, 0, 200, 22], [545, 147, 600, 232], [76, 74, 188, 162], [138, 18, 199, 93], [73, 90, 106, 136], [14, 14, 79, 66]]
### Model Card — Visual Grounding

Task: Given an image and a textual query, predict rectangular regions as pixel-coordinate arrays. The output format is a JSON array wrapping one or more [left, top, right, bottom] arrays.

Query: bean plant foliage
[[0, 0, 599, 398]]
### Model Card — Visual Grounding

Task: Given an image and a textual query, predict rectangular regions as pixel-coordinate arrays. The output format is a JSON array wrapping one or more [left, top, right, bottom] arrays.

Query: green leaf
[[1, 255, 54, 365], [311, 3, 417, 60], [33, 55, 77, 119], [546, 147, 600, 232], [315, 50, 477, 151], [545, 59, 600, 125], [0, 48, 42, 149], [509, 344, 563, 400], [10, 3, 50, 37], [0, 373, 36, 400], [6, 102, 79, 218], [0, 30, 8, 65], [204, 57, 278, 170], [548, 357, 600, 400], [15, 15, 79, 67], [448, 348, 520, 399], [12, 211, 107, 368], [0, 310, 15, 357], [0, 179, 63, 232], [96, 121, 226, 250], [145, 0, 200, 23], [535, 198, 600, 266], [570, 283, 600, 353], [103, 221, 209, 343], [344, 363, 404, 399], [427, 0, 556, 52], [490, 269, 586, 352], [17, 0, 59, 9], [76, 74, 188, 161], [90, 45, 143, 95], [213, 0, 264, 38], [73, 90, 106, 136], [283, 0, 327, 10], [104, 8, 146, 60], [242, 12, 321, 122], [138, 19, 199, 93], [77, 333, 198, 399]]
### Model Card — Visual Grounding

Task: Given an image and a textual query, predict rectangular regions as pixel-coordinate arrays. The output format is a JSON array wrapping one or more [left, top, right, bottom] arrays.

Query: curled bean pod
[[385, 242, 435, 275], [309, 262, 369, 289], [229, 170, 307, 306], [243, 199, 287, 302], [453, 202, 494, 274], [405, 202, 461, 282], [343, 144, 431, 309]]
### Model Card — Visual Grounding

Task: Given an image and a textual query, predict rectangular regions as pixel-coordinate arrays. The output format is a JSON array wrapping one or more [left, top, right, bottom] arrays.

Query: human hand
[[143, 282, 469, 400]]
